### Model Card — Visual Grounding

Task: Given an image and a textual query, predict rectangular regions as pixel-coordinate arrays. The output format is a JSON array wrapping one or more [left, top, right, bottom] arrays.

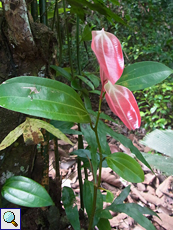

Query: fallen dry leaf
[[153, 212, 173, 230]]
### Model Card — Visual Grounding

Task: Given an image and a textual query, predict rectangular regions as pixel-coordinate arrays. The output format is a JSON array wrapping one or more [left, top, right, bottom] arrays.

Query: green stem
[[51, 0, 57, 31], [84, 167, 88, 180], [39, 0, 47, 25], [31, 0, 38, 22], [76, 15, 81, 75], [63, 0, 74, 78], [78, 124, 84, 215], [88, 95, 103, 230]]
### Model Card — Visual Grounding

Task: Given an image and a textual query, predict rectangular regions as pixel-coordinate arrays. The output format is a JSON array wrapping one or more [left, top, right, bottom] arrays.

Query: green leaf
[[76, 75, 95, 90], [100, 120, 152, 171], [81, 24, 92, 42], [87, 109, 115, 122], [64, 206, 80, 230], [66, 0, 125, 25], [62, 187, 80, 230], [83, 92, 92, 110], [105, 190, 114, 203], [1, 176, 54, 207], [62, 186, 75, 207], [0, 76, 90, 123], [140, 129, 173, 157], [71, 149, 92, 160], [83, 180, 94, 219], [107, 185, 130, 207], [107, 203, 157, 230], [95, 209, 112, 219], [89, 90, 101, 95], [106, 152, 144, 182], [71, 78, 82, 90], [50, 65, 72, 81], [142, 152, 173, 176], [84, 72, 100, 88], [80, 124, 98, 181], [97, 218, 111, 230], [117, 62, 173, 91], [50, 120, 82, 135], [83, 180, 104, 227]]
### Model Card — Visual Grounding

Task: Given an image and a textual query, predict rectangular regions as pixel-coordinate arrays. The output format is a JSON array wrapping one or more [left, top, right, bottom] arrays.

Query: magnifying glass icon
[[3, 211, 18, 227]]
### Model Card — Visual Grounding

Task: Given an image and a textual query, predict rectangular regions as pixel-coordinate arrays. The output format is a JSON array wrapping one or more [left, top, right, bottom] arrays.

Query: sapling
[[0, 28, 172, 230]]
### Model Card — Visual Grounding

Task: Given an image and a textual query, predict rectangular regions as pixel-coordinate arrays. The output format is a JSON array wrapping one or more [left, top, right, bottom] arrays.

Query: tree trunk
[[0, 0, 57, 199]]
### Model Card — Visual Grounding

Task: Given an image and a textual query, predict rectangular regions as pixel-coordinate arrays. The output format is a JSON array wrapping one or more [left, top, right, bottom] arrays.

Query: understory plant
[[0, 29, 172, 230], [134, 81, 173, 131]]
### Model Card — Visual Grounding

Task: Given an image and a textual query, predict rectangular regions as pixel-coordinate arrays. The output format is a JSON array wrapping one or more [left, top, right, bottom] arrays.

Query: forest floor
[[48, 95, 173, 230]]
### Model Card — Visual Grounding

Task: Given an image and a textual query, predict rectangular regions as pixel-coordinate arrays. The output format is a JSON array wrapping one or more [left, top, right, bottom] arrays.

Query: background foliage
[[46, 0, 173, 132]]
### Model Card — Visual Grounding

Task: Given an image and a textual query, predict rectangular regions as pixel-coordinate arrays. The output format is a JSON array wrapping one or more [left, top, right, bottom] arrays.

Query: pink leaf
[[104, 81, 141, 130], [91, 28, 124, 85]]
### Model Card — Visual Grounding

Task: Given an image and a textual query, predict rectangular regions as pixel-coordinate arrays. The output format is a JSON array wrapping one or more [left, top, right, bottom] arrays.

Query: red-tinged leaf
[[91, 29, 124, 85], [104, 81, 141, 130]]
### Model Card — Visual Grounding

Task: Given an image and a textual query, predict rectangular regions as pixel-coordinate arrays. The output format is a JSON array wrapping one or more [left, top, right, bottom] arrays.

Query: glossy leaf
[[106, 152, 144, 182], [62, 187, 80, 230], [91, 29, 124, 85], [116, 61, 173, 91], [1, 176, 54, 207], [50, 65, 72, 81], [0, 76, 90, 123], [104, 81, 141, 130], [107, 203, 157, 230]]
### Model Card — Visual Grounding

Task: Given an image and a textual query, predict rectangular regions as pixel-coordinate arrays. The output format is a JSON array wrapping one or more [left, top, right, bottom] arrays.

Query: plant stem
[[76, 15, 81, 75], [56, 1, 62, 65], [54, 137, 62, 209], [39, 0, 47, 25], [63, 0, 74, 78], [78, 124, 84, 215], [88, 95, 103, 230], [31, 0, 38, 22]]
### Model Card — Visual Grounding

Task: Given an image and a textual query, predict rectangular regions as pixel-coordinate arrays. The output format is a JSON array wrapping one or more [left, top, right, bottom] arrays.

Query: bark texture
[[0, 0, 57, 190]]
